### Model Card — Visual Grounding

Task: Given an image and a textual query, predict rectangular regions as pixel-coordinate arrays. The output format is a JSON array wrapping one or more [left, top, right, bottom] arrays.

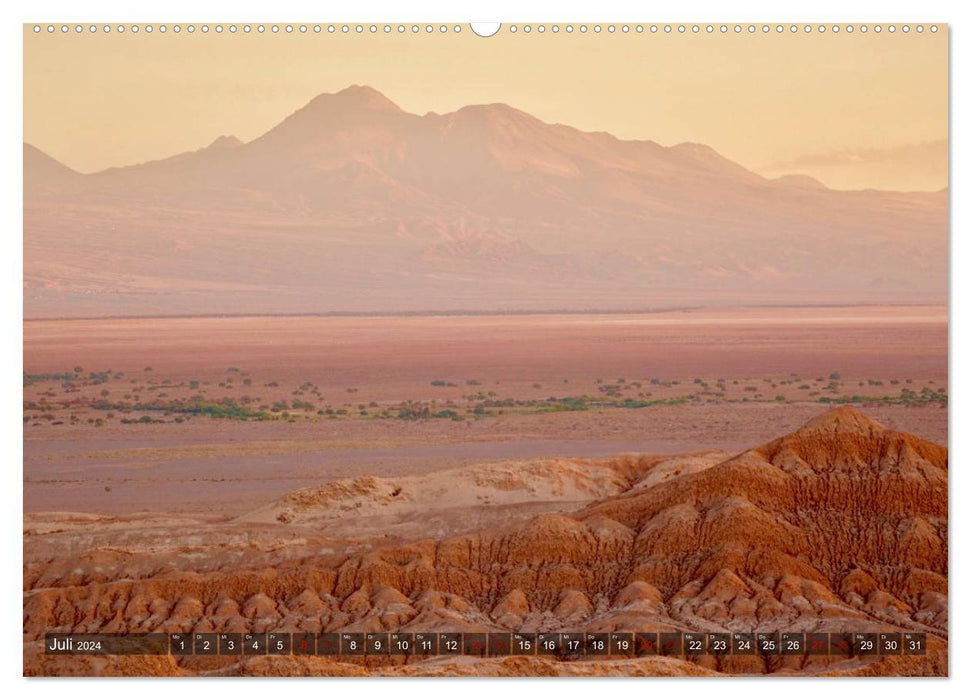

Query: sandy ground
[[24, 306, 947, 389], [25, 402, 946, 515], [24, 308, 947, 515]]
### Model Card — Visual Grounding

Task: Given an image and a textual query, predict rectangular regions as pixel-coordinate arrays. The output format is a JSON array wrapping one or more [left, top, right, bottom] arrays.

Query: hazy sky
[[24, 25, 948, 190]]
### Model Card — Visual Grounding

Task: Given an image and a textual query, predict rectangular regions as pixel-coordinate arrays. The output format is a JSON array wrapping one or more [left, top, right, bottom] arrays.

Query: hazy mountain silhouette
[[24, 86, 947, 317]]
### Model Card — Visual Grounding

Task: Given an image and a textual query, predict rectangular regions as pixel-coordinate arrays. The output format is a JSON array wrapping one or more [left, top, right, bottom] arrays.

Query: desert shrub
[[23, 372, 77, 387]]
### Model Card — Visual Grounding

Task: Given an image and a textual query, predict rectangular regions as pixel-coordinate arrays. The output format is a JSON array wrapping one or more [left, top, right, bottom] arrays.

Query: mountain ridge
[[23, 86, 948, 317], [24, 87, 945, 196], [24, 85, 949, 196]]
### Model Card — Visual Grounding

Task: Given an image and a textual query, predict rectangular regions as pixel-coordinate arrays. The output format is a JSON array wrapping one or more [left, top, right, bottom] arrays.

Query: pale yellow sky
[[23, 25, 948, 190]]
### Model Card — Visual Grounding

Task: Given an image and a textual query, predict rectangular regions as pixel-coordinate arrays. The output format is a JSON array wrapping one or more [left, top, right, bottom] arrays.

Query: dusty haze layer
[[24, 86, 947, 318]]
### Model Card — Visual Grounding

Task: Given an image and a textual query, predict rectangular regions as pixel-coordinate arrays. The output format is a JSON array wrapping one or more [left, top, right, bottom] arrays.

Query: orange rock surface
[[23, 407, 947, 676]]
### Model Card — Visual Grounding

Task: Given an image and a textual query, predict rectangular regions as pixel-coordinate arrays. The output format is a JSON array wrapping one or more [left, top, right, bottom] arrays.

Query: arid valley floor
[[23, 307, 948, 676]]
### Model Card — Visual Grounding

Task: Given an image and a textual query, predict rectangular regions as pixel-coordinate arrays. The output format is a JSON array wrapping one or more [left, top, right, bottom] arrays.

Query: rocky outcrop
[[23, 408, 947, 676]]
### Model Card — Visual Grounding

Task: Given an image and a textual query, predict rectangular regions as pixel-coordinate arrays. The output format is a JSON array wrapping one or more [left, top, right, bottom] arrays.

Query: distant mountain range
[[24, 85, 947, 318]]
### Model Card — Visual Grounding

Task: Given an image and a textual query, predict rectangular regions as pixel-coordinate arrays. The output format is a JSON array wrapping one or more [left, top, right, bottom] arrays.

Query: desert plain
[[23, 306, 948, 676]]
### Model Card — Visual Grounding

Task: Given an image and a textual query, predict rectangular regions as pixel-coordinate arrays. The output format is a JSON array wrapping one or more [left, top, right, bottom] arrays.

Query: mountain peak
[[773, 173, 827, 190], [798, 406, 886, 434], [24, 143, 77, 172], [207, 134, 243, 150], [452, 102, 535, 123], [306, 85, 402, 113], [24, 143, 80, 191], [750, 405, 946, 480]]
